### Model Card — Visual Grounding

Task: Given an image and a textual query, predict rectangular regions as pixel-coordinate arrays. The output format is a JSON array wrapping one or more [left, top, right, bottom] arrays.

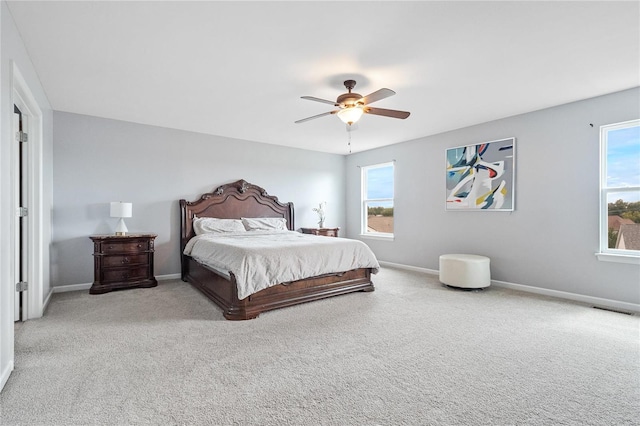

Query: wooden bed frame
[[180, 179, 375, 320]]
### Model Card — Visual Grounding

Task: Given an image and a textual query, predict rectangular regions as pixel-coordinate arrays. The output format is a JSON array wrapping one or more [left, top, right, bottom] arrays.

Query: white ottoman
[[439, 254, 491, 289]]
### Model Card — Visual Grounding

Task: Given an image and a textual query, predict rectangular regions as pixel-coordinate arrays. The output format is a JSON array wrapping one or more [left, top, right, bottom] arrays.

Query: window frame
[[361, 161, 395, 240], [597, 119, 640, 264]]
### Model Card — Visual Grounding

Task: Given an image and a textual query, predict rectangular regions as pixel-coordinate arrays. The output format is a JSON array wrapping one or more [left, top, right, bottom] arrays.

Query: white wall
[[0, 1, 53, 390], [52, 112, 346, 287], [346, 88, 640, 306]]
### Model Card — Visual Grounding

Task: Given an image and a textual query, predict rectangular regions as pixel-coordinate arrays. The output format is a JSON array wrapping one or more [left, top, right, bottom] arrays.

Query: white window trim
[[597, 119, 640, 264], [595, 253, 640, 265], [360, 233, 395, 241], [361, 161, 395, 238]]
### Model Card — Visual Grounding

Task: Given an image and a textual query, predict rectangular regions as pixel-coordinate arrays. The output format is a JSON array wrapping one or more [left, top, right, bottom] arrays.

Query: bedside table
[[89, 234, 158, 294], [300, 227, 340, 237]]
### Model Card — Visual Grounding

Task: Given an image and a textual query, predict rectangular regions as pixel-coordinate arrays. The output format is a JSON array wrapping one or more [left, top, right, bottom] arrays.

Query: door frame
[[11, 62, 44, 321], [1, 62, 45, 392]]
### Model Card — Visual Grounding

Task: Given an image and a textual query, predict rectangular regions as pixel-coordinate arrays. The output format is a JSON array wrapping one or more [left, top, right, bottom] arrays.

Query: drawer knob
[[121, 257, 130, 264], [137, 244, 142, 248]]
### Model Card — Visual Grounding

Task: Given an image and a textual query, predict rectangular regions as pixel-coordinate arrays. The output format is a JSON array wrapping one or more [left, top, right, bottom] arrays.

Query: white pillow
[[241, 217, 287, 231], [193, 217, 246, 235]]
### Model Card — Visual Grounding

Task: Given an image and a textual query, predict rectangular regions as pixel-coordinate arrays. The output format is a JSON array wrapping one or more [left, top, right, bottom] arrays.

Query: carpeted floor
[[1, 266, 638, 425]]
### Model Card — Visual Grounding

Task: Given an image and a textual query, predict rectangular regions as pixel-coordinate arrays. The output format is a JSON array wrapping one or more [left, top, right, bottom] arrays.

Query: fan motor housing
[[337, 92, 362, 107]]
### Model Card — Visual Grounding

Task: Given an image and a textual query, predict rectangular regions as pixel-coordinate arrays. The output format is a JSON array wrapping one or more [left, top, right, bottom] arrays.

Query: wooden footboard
[[183, 256, 375, 320]]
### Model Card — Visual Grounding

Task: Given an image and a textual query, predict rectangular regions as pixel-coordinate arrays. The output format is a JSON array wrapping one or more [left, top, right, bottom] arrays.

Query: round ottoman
[[439, 254, 491, 289]]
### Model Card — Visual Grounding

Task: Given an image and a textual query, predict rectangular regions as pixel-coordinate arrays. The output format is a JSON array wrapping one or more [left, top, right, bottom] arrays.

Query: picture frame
[[445, 137, 515, 211]]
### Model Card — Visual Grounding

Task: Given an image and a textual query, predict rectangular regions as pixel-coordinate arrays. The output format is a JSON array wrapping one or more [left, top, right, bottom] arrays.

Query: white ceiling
[[6, 1, 640, 154]]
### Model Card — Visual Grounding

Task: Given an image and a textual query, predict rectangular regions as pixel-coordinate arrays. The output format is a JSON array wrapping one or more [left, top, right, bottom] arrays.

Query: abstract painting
[[446, 137, 515, 211]]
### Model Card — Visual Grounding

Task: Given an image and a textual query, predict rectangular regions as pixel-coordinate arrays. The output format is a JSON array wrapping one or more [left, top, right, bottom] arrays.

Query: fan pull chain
[[348, 129, 352, 154]]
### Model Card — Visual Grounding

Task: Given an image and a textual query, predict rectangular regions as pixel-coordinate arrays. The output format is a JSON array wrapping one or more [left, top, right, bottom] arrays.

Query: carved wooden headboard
[[179, 179, 295, 254]]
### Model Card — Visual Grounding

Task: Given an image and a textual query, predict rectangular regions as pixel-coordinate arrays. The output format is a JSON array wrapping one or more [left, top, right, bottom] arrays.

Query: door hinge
[[15, 131, 28, 143], [16, 281, 28, 292], [17, 207, 28, 217]]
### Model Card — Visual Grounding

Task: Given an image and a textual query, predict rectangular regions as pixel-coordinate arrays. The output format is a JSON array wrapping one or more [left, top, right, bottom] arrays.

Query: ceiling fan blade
[[358, 88, 395, 106], [364, 107, 410, 119], [295, 110, 338, 124], [301, 96, 339, 106]]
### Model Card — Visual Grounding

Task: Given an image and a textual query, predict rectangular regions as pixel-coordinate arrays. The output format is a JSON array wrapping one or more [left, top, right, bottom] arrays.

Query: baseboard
[[379, 261, 640, 314], [43, 289, 54, 313], [158, 273, 181, 281], [0, 360, 14, 393], [379, 260, 438, 275], [52, 273, 183, 293], [490, 279, 640, 314], [52, 282, 92, 293]]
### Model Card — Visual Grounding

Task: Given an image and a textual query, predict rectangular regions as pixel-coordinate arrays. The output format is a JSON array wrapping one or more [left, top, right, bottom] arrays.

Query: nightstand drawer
[[102, 254, 148, 268], [102, 266, 149, 283], [319, 229, 338, 237], [101, 240, 150, 254], [300, 227, 340, 237]]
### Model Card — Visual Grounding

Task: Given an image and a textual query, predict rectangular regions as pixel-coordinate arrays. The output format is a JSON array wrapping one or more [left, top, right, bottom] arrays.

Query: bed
[[180, 179, 378, 320]]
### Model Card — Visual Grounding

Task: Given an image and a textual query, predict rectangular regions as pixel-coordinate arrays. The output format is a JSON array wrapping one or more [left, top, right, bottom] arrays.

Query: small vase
[[318, 220, 324, 228]]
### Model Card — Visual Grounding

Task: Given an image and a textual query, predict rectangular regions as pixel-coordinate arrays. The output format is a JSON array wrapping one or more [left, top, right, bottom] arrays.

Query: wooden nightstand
[[89, 234, 158, 294], [300, 227, 340, 237]]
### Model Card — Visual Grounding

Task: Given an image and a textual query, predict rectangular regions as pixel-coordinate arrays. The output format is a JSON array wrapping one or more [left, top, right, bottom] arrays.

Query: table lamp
[[110, 202, 132, 236]]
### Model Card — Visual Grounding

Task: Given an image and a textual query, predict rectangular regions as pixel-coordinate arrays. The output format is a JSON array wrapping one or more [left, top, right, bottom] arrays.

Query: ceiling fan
[[295, 80, 410, 126]]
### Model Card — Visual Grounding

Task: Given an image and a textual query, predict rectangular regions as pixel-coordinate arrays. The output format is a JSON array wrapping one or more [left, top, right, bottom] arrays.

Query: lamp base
[[114, 218, 128, 236]]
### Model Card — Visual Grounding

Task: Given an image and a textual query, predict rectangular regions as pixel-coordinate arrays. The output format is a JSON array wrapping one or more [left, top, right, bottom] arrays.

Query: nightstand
[[300, 227, 340, 237], [89, 234, 158, 294]]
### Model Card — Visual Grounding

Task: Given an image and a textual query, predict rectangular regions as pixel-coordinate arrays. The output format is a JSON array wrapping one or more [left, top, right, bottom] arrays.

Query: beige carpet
[[1, 266, 638, 425]]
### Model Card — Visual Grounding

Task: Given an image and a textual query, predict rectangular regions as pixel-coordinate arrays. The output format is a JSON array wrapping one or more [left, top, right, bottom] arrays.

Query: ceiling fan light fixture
[[337, 106, 364, 125], [296, 80, 409, 125]]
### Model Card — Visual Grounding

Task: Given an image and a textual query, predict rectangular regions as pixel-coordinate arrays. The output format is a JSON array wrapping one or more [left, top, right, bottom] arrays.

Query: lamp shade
[[110, 202, 132, 218], [337, 106, 364, 125]]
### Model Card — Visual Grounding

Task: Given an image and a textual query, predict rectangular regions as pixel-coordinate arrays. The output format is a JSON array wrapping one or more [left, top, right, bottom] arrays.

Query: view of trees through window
[[607, 198, 640, 249], [367, 206, 394, 217]]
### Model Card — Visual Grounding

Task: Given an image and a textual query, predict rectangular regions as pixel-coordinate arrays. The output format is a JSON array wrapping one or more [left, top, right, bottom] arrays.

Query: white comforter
[[183, 230, 380, 300]]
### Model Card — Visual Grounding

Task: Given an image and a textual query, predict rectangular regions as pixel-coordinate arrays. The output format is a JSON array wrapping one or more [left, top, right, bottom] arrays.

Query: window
[[599, 119, 640, 263], [361, 162, 394, 238]]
